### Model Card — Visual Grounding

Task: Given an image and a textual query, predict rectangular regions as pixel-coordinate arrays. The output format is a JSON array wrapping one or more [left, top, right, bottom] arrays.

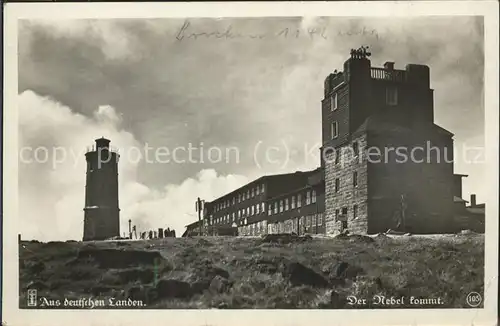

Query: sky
[[17, 16, 485, 241]]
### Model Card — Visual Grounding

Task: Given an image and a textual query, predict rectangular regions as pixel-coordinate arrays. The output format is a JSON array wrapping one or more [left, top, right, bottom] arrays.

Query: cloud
[[17, 17, 487, 225], [21, 20, 135, 60], [94, 105, 123, 127], [18, 90, 248, 241], [19, 18, 484, 186]]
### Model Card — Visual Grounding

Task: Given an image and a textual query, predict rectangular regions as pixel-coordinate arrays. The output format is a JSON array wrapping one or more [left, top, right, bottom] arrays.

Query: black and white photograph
[[2, 2, 499, 326]]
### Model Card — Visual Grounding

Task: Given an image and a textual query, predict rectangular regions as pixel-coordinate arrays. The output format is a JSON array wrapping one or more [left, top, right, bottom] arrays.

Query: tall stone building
[[83, 137, 121, 241], [321, 47, 456, 235]]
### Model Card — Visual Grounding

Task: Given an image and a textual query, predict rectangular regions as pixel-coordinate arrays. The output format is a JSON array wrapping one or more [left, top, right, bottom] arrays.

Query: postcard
[[2, 1, 498, 326]]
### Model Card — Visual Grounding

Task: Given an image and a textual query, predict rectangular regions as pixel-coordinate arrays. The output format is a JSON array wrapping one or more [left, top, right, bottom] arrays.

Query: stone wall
[[324, 133, 369, 235], [265, 213, 326, 235], [238, 220, 268, 236]]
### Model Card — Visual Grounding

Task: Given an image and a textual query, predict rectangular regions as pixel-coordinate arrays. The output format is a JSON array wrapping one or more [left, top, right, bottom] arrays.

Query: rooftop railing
[[86, 145, 120, 154], [370, 67, 407, 82]]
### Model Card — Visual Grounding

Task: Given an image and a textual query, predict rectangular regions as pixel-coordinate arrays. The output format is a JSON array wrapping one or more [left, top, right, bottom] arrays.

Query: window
[[312, 190, 317, 203], [251, 188, 255, 197], [232, 197, 235, 205], [232, 212, 235, 221], [261, 202, 265, 213], [285, 198, 289, 211], [335, 209, 340, 220], [256, 186, 260, 195], [238, 194, 241, 203], [246, 207, 249, 215], [291, 196, 296, 209], [353, 171, 358, 187], [251, 205, 254, 215], [353, 205, 358, 219], [330, 93, 338, 111], [274, 202, 278, 214], [318, 215, 323, 225], [386, 86, 398, 106], [238, 210, 241, 218], [331, 121, 338, 139], [247, 190, 250, 198], [306, 191, 311, 205], [335, 148, 341, 164], [342, 207, 348, 215], [261, 184, 265, 193], [256, 204, 260, 214], [268, 204, 272, 215], [353, 141, 359, 157], [335, 178, 340, 192], [279, 200, 284, 213], [297, 194, 302, 207]]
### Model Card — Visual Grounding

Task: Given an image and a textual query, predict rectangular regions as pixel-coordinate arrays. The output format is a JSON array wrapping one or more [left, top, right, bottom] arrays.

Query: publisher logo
[[466, 292, 482, 307], [27, 289, 37, 307]]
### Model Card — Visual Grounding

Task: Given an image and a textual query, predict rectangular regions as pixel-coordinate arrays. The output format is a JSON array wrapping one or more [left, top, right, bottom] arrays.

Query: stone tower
[[83, 137, 120, 241], [321, 47, 455, 235]]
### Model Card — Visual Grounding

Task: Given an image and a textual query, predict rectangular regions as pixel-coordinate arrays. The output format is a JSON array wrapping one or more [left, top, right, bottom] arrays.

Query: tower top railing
[[370, 67, 407, 82], [85, 145, 120, 154]]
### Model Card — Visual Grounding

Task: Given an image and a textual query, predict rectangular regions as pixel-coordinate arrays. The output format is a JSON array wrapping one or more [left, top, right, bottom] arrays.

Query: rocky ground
[[19, 233, 484, 309]]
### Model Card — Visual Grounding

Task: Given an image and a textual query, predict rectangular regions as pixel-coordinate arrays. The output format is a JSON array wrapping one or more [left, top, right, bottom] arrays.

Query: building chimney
[[384, 62, 395, 70], [470, 194, 477, 207]]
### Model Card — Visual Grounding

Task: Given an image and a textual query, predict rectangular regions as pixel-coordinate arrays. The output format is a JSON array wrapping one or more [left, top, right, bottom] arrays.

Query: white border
[[3, 2, 499, 326]]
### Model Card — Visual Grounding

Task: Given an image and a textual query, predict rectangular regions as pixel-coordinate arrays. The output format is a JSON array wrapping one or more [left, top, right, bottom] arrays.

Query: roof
[[353, 115, 454, 137], [203, 168, 321, 205], [466, 207, 485, 215], [185, 220, 201, 228], [266, 184, 316, 201]]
